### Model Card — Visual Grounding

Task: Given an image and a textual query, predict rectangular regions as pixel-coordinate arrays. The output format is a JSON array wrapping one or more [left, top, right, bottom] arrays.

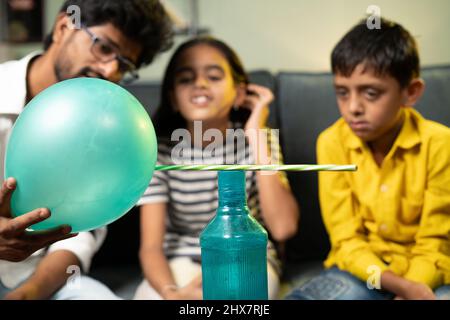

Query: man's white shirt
[[0, 53, 107, 288]]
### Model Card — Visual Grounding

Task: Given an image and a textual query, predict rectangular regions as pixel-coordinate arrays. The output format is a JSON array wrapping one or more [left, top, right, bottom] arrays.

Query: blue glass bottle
[[200, 171, 268, 300]]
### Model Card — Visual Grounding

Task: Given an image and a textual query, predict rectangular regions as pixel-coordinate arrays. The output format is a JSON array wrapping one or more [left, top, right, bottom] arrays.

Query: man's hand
[[0, 177, 76, 262], [3, 282, 41, 300], [3, 250, 82, 300]]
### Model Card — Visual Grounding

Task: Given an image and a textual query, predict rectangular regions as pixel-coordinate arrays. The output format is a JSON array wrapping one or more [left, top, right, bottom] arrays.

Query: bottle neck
[[217, 171, 247, 211]]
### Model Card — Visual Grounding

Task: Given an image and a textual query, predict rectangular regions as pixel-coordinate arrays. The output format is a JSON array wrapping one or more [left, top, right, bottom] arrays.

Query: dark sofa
[[90, 65, 450, 298]]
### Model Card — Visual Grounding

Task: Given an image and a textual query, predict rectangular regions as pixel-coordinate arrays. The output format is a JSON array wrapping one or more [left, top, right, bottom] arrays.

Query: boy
[[287, 18, 450, 300]]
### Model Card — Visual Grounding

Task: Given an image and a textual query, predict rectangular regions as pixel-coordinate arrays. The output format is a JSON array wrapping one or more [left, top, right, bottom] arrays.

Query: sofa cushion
[[416, 65, 450, 126]]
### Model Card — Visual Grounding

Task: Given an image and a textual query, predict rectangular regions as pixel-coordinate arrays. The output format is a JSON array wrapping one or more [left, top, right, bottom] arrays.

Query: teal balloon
[[4, 78, 157, 233]]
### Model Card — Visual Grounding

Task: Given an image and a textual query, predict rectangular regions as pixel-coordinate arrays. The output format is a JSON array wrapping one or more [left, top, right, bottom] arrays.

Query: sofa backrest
[[277, 72, 337, 261], [415, 65, 450, 125]]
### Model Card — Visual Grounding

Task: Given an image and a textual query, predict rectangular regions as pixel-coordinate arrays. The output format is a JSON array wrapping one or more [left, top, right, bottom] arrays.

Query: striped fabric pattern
[[138, 127, 286, 273]]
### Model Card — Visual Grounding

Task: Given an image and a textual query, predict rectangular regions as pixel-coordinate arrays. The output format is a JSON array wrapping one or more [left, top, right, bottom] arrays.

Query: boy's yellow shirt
[[317, 107, 450, 289]]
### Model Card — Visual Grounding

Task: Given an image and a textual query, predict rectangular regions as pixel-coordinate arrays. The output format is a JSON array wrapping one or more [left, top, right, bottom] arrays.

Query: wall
[[1, 0, 449, 81]]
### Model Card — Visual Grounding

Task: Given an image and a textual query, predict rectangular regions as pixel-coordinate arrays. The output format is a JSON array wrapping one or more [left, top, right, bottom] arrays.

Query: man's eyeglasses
[[82, 26, 139, 84]]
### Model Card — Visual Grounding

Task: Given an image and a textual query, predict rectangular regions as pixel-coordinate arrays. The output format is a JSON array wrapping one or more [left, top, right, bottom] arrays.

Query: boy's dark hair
[[331, 17, 420, 88], [44, 0, 174, 68], [153, 36, 250, 139]]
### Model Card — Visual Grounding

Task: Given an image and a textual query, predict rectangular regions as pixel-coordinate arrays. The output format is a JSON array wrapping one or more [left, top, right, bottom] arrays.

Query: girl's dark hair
[[153, 36, 250, 139], [331, 17, 420, 88], [44, 0, 174, 68]]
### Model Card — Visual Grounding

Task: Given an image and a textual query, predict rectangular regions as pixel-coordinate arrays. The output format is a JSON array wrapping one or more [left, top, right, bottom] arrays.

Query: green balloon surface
[[5, 78, 157, 232]]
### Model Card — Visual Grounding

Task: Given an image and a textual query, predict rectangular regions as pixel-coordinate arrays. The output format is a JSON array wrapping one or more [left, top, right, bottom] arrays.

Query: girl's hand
[[0, 178, 75, 263], [241, 84, 273, 132], [163, 275, 203, 300]]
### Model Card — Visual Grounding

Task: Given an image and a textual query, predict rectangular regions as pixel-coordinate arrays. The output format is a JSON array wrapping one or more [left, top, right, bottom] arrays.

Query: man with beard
[[0, 0, 173, 299]]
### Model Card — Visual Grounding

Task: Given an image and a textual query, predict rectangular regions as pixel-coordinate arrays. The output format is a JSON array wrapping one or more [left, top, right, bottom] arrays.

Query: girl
[[134, 37, 299, 300]]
